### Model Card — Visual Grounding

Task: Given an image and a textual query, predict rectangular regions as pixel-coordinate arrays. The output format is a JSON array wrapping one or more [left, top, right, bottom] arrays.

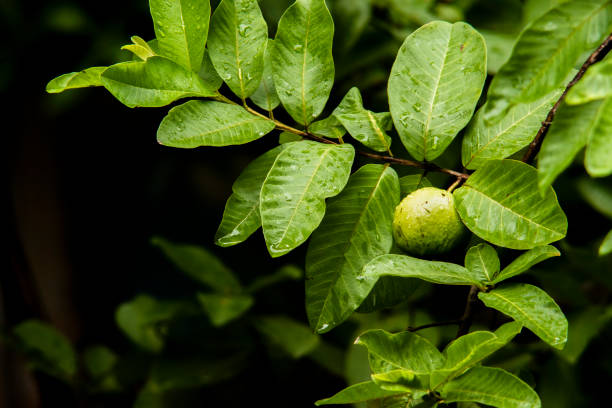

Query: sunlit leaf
[[122, 35, 157, 60], [260, 141, 355, 257], [101, 57, 218, 108], [567, 55, 612, 104], [454, 160, 567, 249], [309, 115, 347, 140], [332, 87, 392, 152], [46, 67, 106, 93], [478, 283, 568, 349], [315, 381, 407, 405], [388, 21, 486, 161], [271, 0, 335, 125], [464, 243, 499, 284], [208, 0, 268, 99], [149, 0, 210, 71], [157, 100, 275, 147], [442, 366, 541, 408], [305, 164, 400, 333], [492, 245, 560, 284], [584, 97, 612, 177]]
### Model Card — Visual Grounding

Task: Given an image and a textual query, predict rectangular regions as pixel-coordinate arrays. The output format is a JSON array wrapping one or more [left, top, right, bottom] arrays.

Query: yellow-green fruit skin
[[392, 187, 465, 256]]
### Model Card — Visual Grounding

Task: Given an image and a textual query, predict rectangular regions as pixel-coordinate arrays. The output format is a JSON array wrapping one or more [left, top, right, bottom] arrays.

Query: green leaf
[[332, 87, 392, 152], [478, 283, 568, 349], [399, 173, 432, 197], [246, 264, 303, 293], [462, 89, 560, 170], [305, 164, 400, 333], [329, 0, 371, 55], [480, 29, 515, 74], [83, 346, 118, 379], [464, 243, 499, 284], [149, 0, 210, 71], [430, 322, 522, 389], [196, 293, 254, 326], [577, 177, 612, 219], [566, 55, 612, 104], [600, 229, 612, 255], [13, 320, 77, 380], [454, 160, 568, 249], [388, 21, 487, 161], [151, 236, 241, 292], [115, 295, 187, 353], [484, 0, 612, 118], [584, 97, 612, 177], [271, 0, 335, 125], [309, 115, 347, 139], [441, 366, 541, 408], [315, 381, 407, 405], [537, 100, 603, 192], [362, 254, 486, 288], [558, 305, 612, 363], [492, 245, 560, 284], [250, 39, 281, 111], [208, 0, 268, 99], [100, 57, 218, 108], [260, 141, 355, 257], [199, 49, 223, 90], [253, 315, 320, 358], [157, 100, 275, 147], [122, 35, 157, 60], [46, 67, 106, 93], [355, 329, 444, 375], [279, 131, 302, 144], [215, 145, 287, 247]]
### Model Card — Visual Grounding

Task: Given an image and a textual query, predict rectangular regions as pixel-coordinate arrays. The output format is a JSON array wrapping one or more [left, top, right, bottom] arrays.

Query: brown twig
[[456, 285, 480, 338], [358, 151, 470, 179], [522, 32, 612, 163]]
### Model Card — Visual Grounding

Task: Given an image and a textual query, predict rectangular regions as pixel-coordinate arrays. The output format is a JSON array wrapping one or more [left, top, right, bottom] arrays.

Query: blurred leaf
[[157, 100, 275, 147], [537, 101, 601, 191], [330, 0, 371, 54], [271, 0, 334, 125], [388, 21, 486, 161], [577, 177, 612, 219], [83, 345, 118, 379], [441, 366, 540, 408], [307, 341, 345, 377], [13, 320, 76, 381], [332, 87, 392, 152], [279, 131, 303, 144], [566, 55, 612, 104], [558, 305, 612, 364], [196, 293, 253, 326], [198, 49, 223, 90], [315, 381, 407, 405], [250, 39, 281, 111], [100, 57, 218, 108], [430, 322, 522, 389], [305, 164, 400, 333], [484, 0, 612, 118], [46, 67, 106, 93], [115, 295, 190, 353], [215, 145, 288, 247], [464, 243, 499, 284], [492, 245, 560, 284], [399, 174, 432, 197], [208, 0, 268, 99], [246, 264, 302, 293], [254, 315, 320, 358], [584, 97, 612, 177], [522, 0, 570, 24], [260, 141, 355, 257], [362, 254, 486, 288], [479, 29, 515, 74], [122, 35, 157, 60], [462, 89, 560, 170], [478, 283, 568, 349], [149, 0, 210, 71], [152, 236, 241, 292], [454, 160, 568, 249], [600, 229, 612, 255]]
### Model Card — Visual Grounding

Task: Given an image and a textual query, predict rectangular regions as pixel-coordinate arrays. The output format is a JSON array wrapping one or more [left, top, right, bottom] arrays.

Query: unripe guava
[[392, 187, 465, 256]]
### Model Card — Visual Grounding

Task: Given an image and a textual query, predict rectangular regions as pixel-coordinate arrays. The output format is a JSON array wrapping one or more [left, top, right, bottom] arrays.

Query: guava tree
[[40, 0, 612, 406]]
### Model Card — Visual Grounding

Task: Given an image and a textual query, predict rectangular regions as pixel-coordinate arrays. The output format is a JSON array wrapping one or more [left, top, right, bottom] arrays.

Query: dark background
[[4, 0, 612, 407]]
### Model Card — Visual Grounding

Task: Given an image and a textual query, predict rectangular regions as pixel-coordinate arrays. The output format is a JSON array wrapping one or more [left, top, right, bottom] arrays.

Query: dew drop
[[238, 24, 250, 36], [293, 44, 303, 51]]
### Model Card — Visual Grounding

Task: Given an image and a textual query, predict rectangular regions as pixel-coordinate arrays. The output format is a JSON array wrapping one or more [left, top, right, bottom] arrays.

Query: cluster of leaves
[[42, 0, 612, 407]]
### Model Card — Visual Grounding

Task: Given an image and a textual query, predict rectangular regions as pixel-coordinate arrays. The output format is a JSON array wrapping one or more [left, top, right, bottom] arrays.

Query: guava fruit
[[392, 186, 465, 256]]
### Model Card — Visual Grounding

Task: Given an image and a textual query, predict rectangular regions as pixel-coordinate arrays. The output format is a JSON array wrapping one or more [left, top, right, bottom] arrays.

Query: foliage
[[13, 0, 612, 407]]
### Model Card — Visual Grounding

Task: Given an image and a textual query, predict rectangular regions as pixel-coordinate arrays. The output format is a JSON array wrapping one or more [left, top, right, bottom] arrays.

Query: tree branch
[[456, 285, 480, 338], [522, 32, 612, 163]]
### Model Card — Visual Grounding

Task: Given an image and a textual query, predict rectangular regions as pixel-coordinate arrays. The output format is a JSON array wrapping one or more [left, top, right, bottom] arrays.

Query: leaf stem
[[456, 285, 480, 338], [407, 319, 463, 332], [522, 32, 612, 163]]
